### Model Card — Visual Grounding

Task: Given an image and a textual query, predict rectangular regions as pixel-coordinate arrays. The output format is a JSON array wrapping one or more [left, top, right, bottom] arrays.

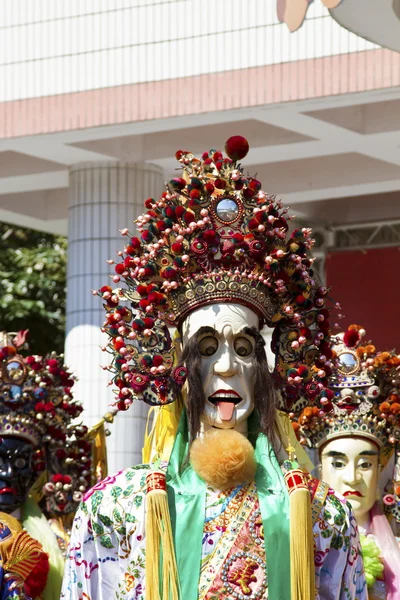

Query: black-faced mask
[[0, 436, 34, 513]]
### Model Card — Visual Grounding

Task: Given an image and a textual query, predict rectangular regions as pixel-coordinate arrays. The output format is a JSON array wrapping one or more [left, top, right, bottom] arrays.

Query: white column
[[65, 162, 164, 474], [261, 326, 275, 371]]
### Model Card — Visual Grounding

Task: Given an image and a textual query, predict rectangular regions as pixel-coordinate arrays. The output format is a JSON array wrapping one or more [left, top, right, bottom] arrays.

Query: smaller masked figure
[[0, 332, 92, 599], [293, 325, 400, 600]]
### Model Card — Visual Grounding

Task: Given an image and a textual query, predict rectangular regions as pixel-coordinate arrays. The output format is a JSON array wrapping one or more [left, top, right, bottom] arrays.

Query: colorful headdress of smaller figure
[[95, 136, 335, 414], [291, 325, 400, 524], [0, 331, 81, 446], [292, 325, 400, 449], [0, 331, 93, 513]]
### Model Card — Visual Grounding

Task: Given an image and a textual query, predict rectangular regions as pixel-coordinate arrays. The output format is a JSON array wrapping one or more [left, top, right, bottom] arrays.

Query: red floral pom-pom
[[224, 136, 250, 161], [343, 329, 360, 348], [24, 551, 50, 599]]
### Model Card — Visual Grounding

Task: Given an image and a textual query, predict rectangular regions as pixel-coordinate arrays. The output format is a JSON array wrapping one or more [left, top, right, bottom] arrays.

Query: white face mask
[[181, 303, 258, 432], [320, 436, 380, 526]]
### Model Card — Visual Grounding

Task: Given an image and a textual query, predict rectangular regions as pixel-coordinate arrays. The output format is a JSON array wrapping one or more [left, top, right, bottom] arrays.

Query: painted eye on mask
[[199, 336, 218, 357], [358, 460, 372, 470], [234, 337, 253, 357], [331, 459, 346, 469], [14, 458, 27, 469]]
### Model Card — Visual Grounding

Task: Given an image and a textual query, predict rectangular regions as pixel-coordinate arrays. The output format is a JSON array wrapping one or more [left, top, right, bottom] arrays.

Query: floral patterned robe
[[61, 465, 367, 600]]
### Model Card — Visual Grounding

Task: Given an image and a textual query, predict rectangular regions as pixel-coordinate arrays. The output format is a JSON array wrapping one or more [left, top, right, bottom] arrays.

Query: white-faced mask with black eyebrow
[[320, 436, 380, 528], [181, 303, 258, 434]]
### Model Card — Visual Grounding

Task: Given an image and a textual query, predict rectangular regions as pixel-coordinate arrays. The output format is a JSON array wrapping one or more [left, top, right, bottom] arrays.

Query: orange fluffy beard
[[189, 429, 257, 490]]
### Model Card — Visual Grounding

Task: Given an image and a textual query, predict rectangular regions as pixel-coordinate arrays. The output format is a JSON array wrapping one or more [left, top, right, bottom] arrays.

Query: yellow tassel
[[284, 470, 315, 600], [143, 402, 183, 465], [88, 411, 117, 482], [145, 471, 179, 600]]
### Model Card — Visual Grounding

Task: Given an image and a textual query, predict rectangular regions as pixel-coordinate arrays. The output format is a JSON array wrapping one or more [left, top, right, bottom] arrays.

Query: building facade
[[0, 0, 399, 471]]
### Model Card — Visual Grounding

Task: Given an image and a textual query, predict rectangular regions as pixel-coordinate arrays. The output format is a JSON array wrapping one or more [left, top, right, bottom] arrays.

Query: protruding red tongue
[[215, 401, 235, 421]]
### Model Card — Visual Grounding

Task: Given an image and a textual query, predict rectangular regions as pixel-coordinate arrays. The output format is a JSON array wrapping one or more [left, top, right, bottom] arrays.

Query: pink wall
[[0, 48, 399, 138], [326, 246, 400, 351]]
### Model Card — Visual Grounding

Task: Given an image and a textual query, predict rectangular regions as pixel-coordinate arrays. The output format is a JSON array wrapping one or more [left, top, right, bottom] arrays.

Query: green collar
[[166, 411, 291, 600]]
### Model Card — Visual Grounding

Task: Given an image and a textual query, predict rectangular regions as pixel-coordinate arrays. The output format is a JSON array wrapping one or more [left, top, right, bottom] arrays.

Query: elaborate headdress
[[96, 136, 340, 600], [292, 325, 400, 525], [0, 331, 93, 510], [97, 136, 334, 412], [292, 325, 400, 449]]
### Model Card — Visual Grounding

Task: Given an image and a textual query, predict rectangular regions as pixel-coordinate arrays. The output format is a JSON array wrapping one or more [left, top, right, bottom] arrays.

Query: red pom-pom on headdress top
[[343, 329, 360, 348], [224, 136, 250, 161]]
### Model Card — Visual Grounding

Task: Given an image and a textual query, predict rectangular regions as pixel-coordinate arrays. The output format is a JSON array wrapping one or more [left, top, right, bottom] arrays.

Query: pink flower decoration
[[83, 471, 124, 501]]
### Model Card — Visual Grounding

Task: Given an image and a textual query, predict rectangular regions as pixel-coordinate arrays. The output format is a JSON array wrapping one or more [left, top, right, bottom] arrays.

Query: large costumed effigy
[[291, 324, 400, 599], [61, 136, 367, 599], [276, 0, 344, 32], [0, 331, 103, 599]]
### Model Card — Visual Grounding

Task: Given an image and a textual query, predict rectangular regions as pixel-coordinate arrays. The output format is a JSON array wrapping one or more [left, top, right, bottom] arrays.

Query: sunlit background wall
[[0, 0, 399, 471]]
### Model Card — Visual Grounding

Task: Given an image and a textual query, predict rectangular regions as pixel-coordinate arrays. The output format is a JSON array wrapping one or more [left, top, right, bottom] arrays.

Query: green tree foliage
[[0, 223, 67, 355]]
